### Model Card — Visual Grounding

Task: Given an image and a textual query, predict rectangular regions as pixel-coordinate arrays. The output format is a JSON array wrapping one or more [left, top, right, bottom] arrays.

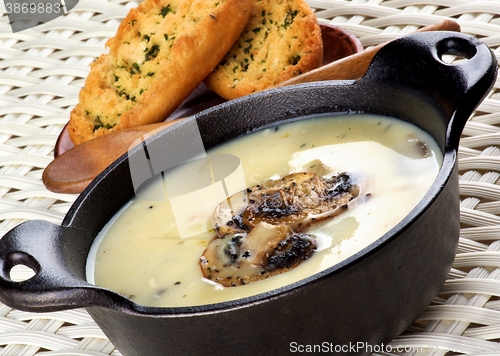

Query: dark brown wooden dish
[[54, 24, 363, 157], [0, 32, 496, 356]]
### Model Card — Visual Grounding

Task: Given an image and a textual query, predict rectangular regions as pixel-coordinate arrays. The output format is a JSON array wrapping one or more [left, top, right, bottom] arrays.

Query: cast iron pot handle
[[362, 31, 497, 142], [0, 220, 127, 312]]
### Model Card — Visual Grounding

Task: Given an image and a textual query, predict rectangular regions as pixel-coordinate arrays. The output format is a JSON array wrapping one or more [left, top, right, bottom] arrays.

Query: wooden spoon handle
[[42, 119, 182, 194], [275, 20, 461, 88]]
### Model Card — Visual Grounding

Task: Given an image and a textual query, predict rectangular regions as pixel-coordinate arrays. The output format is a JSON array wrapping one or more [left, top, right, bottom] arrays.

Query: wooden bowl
[[54, 24, 363, 157]]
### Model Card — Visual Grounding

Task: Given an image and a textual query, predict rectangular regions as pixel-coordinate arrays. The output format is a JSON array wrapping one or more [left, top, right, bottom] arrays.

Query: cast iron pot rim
[[65, 80, 457, 317]]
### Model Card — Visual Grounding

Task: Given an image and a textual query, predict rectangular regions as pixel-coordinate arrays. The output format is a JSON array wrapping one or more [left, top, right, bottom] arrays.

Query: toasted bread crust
[[68, 0, 253, 146], [204, 0, 322, 100]]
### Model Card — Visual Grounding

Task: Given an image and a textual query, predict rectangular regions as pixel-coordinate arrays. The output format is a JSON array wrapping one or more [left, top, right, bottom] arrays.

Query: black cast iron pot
[[0, 31, 496, 356]]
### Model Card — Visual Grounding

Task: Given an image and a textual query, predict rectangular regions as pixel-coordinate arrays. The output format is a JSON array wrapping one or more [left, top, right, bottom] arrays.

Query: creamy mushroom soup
[[87, 114, 442, 307]]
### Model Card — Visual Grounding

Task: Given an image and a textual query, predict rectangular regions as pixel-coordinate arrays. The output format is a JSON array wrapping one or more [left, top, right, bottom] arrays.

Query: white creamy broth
[[87, 114, 442, 307]]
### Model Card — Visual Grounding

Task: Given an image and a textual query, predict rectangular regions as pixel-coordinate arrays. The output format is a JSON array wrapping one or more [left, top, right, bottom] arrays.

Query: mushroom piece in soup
[[201, 172, 359, 286]]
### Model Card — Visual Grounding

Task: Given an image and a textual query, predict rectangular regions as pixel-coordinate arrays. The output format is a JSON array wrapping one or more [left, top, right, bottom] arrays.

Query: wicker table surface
[[1, 0, 500, 355]]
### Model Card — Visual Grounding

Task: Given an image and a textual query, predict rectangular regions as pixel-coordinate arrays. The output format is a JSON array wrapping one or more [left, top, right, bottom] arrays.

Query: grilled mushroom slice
[[202, 171, 359, 287], [200, 222, 317, 287], [213, 172, 359, 237]]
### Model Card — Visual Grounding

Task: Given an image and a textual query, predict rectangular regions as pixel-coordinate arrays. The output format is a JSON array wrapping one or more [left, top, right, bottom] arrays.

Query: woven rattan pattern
[[1, 0, 500, 354]]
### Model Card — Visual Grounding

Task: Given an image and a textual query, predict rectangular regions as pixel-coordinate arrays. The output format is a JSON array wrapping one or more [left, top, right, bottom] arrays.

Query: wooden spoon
[[43, 120, 182, 193], [43, 20, 460, 194]]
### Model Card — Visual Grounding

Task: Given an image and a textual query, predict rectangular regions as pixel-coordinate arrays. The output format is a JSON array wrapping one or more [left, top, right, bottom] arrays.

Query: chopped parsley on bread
[[204, 0, 323, 100], [68, 0, 253, 146]]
